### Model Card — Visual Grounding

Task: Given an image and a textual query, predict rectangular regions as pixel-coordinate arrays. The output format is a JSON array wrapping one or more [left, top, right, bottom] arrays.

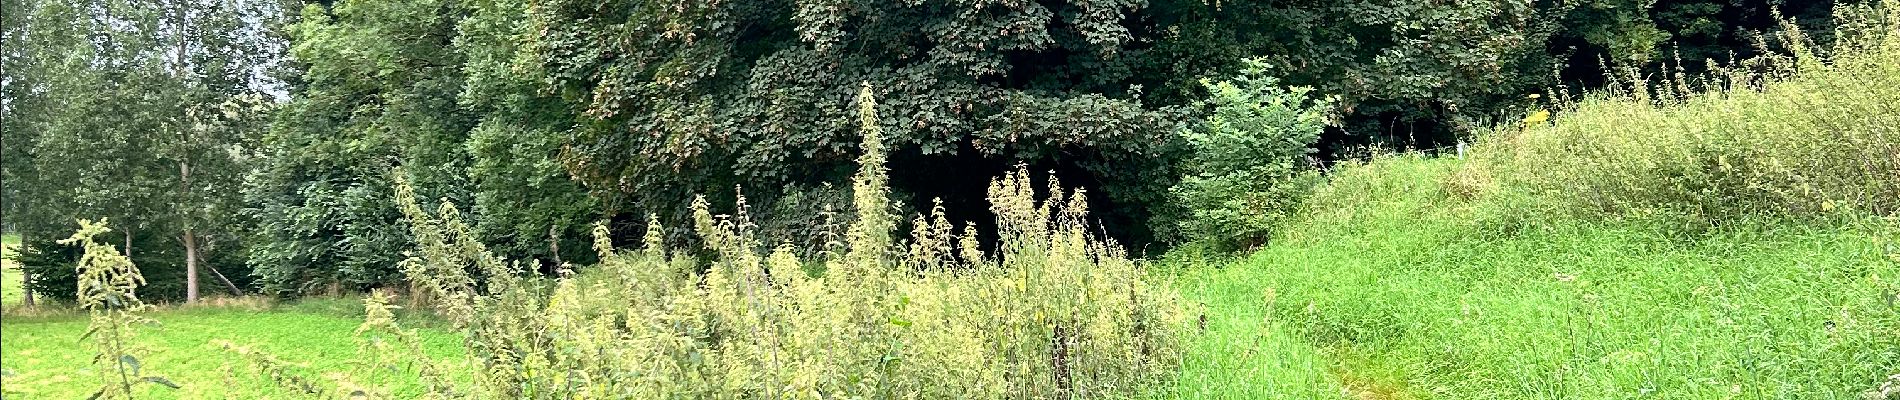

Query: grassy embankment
[[1170, 11, 1900, 397], [1172, 156, 1897, 398]]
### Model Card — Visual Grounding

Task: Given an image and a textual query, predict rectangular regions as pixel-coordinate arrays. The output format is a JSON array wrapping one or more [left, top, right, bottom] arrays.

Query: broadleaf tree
[[5, 0, 279, 302]]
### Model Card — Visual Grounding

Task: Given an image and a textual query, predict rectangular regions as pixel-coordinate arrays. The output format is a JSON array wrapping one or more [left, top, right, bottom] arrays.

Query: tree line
[[0, 0, 1838, 302]]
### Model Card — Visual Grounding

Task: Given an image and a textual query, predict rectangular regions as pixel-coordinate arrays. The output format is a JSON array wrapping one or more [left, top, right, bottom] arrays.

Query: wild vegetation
[[5, 0, 1849, 300], [4, 0, 1900, 398], [1179, 157, 1898, 398], [335, 87, 1187, 398], [1175, 3, 1900, 397]]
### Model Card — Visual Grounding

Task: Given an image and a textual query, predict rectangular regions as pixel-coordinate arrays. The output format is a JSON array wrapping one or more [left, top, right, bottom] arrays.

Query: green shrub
[[373, 85, 1186, 398], [1168, 59, 1334, 250]]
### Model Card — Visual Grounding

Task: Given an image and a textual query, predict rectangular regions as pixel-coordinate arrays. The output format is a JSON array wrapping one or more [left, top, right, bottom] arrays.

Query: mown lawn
[[0, 298, 462, 398], [1170, 157, 1900, 399]]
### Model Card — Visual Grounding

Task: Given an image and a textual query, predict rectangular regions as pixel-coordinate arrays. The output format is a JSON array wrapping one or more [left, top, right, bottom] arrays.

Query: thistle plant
[[64, 218, 178, 399]]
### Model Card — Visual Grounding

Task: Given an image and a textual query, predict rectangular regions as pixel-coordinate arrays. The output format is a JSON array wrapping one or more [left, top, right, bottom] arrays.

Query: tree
[[2, 0, 43, 305], [1168, 59, 1332, 250], [247, 0, 478, 294], [1130, 0, 1836, 154], [1133, 0, 1574, 153], [7, 0, 278, 302], [456, 0, 600, 265]]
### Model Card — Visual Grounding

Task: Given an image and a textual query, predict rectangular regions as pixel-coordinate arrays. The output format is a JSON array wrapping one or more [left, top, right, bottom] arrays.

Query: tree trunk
[[548, 225, 563, 265], [17, 232, 31, 306], [207, 262, 241, 296], [184, 229, 199, 303], [20, 269, 32, 306], [174, 5, 199, 304], [182, 159, 198, 303]]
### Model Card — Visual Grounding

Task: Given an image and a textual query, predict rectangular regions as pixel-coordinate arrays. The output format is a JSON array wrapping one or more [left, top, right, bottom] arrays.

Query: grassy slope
[[1173, 156, 1899, 399], [0, 299, 461, 398], [1174, 16, 1900, 397]]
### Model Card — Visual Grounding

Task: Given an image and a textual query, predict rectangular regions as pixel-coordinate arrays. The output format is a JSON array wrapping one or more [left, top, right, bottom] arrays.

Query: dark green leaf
[[141, 376, 181, 389], [120, 354, 140, 375]]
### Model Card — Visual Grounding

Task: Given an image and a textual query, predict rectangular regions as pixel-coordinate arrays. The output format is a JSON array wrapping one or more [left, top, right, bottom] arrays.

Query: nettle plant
[[64, 218, 179, 399], [367, 85, 1186, 398]]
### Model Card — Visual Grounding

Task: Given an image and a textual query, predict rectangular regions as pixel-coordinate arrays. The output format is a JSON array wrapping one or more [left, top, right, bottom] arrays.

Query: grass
[[1, 166, 1889, 399], [0, 297, 463, 398], [1164, 16, 1900, 397], [1167, 156, 1900, 399], [3, 234, 21, 309], [1165, 260, 1344, 399]]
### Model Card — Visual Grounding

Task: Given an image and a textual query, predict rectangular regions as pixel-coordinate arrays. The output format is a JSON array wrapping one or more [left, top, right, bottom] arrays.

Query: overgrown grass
[[1168, 5, 1900, 397], [1176, 155, 1899, 398], [1466, 1, 1899, 228], [0, 297, 462, 398], [1165, 260, 1343, 399]]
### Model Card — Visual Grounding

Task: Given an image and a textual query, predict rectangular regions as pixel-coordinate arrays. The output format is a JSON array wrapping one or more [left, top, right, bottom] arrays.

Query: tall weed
[[375, 85, 1186, 398], [64, 219, 179, 398]]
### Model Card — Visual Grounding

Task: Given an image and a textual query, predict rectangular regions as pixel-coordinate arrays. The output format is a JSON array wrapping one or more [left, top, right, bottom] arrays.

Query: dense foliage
[[244, 0, 481, 294], [6, 1, 1900, 398], [1135, 0, 1831, 152], [494, 0, 1195, 252]]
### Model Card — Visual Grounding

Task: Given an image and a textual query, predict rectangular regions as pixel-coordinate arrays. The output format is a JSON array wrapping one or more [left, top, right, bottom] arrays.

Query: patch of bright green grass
[[1172, 155, 1900, 399], [0, 298, 462, 398], [1165, 261, 1345, 399]]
